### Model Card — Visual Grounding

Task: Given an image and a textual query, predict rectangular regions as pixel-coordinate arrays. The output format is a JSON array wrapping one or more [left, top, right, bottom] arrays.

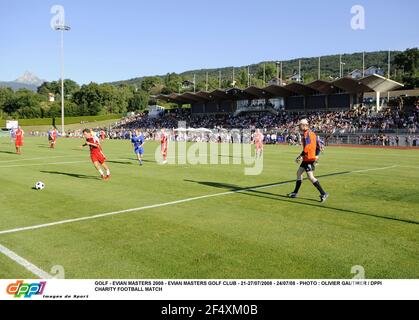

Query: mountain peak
[[15, 71, 45, 86]]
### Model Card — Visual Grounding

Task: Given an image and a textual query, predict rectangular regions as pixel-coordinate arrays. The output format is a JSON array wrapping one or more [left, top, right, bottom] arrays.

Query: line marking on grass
[[0, 244, 51, 279], [0, 160, 89, 168], [0, 155, 71, 163], [0, 155, 249, 168], [352, 165, 399, 173], [0, 165, 399, 236], [398, 165, 418, 169], [0, 154, 134, 168]]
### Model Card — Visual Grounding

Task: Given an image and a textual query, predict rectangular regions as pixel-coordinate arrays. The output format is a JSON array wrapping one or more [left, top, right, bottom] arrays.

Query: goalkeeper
[[288, 119, 329, 203]]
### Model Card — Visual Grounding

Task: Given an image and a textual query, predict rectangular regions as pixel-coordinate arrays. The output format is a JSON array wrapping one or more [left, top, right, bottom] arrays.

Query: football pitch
[[0, 137, 418, 279]]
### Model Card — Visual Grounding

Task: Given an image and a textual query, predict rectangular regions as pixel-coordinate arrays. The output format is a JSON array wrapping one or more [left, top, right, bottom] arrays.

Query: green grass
[[0, 114, 122, 127], [0, 137, 418, 279]]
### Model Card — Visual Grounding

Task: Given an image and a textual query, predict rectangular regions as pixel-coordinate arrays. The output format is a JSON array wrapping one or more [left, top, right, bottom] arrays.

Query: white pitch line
[[0, 155, 71, 163], [0, 165, 399, 236], [0, 155, 132, 169], [0, 160, 89, 169], [0, 244, 51, 279], [352, 165, 399, 173], [398, 165, 419, 169], [0, 156, 249, 169]]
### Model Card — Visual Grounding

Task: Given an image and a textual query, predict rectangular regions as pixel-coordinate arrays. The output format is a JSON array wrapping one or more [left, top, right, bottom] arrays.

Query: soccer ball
[[35, 182, 45, 190]]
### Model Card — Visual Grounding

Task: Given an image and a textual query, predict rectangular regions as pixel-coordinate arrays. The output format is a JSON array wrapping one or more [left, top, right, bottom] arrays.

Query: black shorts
[[300, 161, 316, 173]]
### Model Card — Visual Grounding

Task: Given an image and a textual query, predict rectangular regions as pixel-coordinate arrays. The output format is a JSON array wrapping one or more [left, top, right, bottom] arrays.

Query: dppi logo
[[6, 280, 46, 298]]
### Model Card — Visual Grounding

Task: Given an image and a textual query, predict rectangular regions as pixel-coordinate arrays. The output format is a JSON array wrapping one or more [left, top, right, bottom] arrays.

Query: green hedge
[[0, 114, 122, 127]]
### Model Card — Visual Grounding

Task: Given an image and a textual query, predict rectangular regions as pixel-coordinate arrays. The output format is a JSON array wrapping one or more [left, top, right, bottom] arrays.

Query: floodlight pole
[[55, 25, 70, 136], [298, 59, 301, 82], [318, 57, 321, 80], [263, 64, 266, 85], [339, 54, 346, 78], [232, 67, 235, 87], [388, 50, 391, 79], [280, 61, 283, 84], [362, 51, 365, 77]]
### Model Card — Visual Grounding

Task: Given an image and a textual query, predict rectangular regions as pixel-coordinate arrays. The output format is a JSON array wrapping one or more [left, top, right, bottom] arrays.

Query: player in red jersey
[[81, 129, 111, 180], [254, 129, 264, 159], [15, 127, 24, 154], [49, 128, 57, 149], [161, 128, 168, 164]]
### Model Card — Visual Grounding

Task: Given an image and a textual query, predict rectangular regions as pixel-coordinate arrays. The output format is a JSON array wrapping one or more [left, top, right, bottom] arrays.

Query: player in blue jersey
[[131, 130, 145, 166]]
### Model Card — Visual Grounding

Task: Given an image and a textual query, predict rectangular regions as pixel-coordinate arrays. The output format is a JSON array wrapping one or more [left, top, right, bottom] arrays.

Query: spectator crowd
[[114, 107, 418, 135], [26, 106, 419, 147]]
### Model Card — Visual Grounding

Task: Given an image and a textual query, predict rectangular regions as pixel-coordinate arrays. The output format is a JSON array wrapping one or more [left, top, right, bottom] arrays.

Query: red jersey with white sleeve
[[254, 132, 264, 150], [161, 133, 168, 160], [161, 134, 168, 150], [87, 135, 106, 164]]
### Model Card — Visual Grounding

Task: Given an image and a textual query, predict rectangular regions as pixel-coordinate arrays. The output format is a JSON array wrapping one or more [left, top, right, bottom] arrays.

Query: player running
[[81, 129, 111, 180], [254, 129, 264, 159], [288, 119, 329, 203], [131, 130, 145, 166], [161, 128, 168, 164], [48, 127, 57, 149], [15, 127, 24, 154]]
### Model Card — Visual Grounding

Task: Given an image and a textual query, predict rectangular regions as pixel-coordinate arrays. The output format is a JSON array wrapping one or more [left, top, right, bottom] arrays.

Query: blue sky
[[1, 0, 418, 84]]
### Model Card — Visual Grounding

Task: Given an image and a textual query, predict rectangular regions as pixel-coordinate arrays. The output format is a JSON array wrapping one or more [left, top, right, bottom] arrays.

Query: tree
[[46, 101, 82, 118], [37, 79, 80, 97], [394, 48, 419, 89], [163, 73, 182, 94], [89, 101, 102, 116], [141, 77, 161, 92], [207, 77, 220, 91], [303, 74, 316, 84], [72, 82, 141, 115], [99, 84, 120, 114], [116, 84, 135, 114], [18, 106, 42, 118], [238, 68, 248, 88], [195, 81, 206, 92], [128, 90, 149, 112], [0, 87, 14, 113], [63, 79, 81, 97], [256, 63, 276, 83], [37, 81, 59, 96], [3, 89, 44, 117], [394, 48, 419, 74], [73, 83, 103, 115]]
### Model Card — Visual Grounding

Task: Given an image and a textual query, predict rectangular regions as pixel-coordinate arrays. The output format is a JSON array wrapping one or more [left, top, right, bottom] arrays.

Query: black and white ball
[[35, 181, 45, 190]]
